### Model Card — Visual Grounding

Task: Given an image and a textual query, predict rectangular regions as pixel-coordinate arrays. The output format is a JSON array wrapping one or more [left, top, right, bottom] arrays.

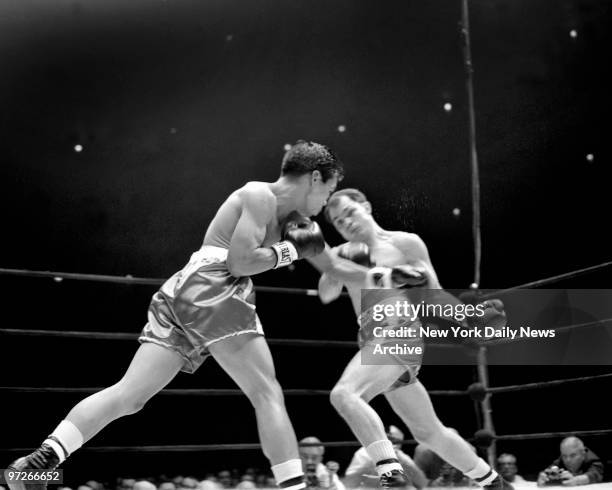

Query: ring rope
[[3, 429, 611, 453], [485, 372, 612, 395], [480, 260, 612, 299], [476, 317, 612, 347], [3, 261, 612, 299], [0, 386, 467, 397], [0, 328, 460, 350], [0, 267, 322, 296]]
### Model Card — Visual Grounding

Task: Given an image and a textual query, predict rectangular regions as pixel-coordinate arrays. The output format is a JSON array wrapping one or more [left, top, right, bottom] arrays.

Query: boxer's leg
[[6, 343, 183, 490], [209, 333, 305, 490], [329, 351, 409, 485], [385, 381, 511, 489]]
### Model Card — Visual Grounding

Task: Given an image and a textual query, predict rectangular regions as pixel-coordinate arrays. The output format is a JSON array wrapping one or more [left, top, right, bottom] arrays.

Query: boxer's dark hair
[[281, 140, 344, 182], [324, 188, 368, 223]]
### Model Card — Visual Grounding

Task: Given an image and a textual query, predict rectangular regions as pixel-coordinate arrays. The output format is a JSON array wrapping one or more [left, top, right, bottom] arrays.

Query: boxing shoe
[[5, 442, 60, 490], [379, 469, 409, 488], [483, 475, 515, 490]]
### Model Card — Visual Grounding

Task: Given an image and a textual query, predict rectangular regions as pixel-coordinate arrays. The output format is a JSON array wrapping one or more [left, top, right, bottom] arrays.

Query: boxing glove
[[336, 242, 373, 267], [271, 211, 325, 268]]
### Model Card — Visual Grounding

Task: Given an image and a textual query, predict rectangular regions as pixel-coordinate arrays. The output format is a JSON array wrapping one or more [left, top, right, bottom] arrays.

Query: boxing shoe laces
[[6, 443, 60, 490], [379, 469, 408, 488]]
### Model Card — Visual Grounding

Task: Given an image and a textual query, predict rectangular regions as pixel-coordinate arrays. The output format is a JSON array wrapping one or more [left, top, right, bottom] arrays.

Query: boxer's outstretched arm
[[308, 247, 369, 284], [227, 188, 277, 277]]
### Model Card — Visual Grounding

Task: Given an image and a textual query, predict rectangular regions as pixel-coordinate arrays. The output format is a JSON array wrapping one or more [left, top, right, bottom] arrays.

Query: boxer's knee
[[109, 383, 150, 416], [330, 384, 357, 414], [244, 376, 285, 411]]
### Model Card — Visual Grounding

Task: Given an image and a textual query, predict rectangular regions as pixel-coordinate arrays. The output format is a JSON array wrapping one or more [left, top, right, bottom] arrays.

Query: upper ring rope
[[480, 260, 612, 299], [3, 260, 612, 299]]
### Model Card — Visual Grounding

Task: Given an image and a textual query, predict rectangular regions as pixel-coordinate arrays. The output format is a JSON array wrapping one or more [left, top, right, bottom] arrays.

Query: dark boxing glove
[[271, 211, 325, 268], [336, 242, 373, 267]]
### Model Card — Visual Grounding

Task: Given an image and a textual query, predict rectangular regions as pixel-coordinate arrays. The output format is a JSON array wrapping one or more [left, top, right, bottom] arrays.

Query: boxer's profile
[[6, 141, 363, 490]]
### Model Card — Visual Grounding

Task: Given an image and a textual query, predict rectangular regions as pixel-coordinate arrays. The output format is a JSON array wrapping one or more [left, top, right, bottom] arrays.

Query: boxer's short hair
[[281, 140, 344, 182], [324, 188, 368, 223]]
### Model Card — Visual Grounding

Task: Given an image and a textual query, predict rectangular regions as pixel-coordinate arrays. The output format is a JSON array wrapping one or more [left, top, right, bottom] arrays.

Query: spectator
[[299, 436, 345, 490], [179, 478, 198, 490], [217, 471, 233, 489], [198, 481, 221, 490], [496, 454, 526, 485], [537, 436, 604, 486], [118, 478, 136, 490], [158, 482, 176, 490], [133, 482, 156, 490], [344, 425, 427, 489], [236, 482, 256, 490], [77, 485, 93, 490], [413, 428, 472, 484], [429, 462, 476, 488]]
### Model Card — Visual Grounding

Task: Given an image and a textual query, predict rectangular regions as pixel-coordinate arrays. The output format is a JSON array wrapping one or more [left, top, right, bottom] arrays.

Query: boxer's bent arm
[[318, 273, 343, 304], [308, 247, 369, 284], [227, 190, 276, 277]]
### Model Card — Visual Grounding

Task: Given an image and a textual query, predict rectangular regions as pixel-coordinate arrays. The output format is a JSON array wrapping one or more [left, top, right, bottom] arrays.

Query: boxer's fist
[[365, 264, 427, 289], [390, 265, 428, 288], [271, 211, 325, 268], [469, 298, 507, 331], [337, 242, 373, 267]]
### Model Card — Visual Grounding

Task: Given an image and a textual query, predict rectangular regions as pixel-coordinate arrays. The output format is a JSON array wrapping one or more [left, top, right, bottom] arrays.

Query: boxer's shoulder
[[388, 232, 428, 256], [235, 181, 276, 216]]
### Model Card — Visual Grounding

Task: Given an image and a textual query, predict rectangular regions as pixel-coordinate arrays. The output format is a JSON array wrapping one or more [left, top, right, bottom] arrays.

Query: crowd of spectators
[[2, 432, 604, 490]]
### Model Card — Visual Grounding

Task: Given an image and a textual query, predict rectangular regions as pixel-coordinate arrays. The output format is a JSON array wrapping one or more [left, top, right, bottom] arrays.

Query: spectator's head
[[158, 482, 176, 490], [265, 477, 276, 488], [85, 481, 101, 490], [386, 425, 404, 449], [236, 482, 256, 490], [560, 437, 587, 473], [497, 453, 519, 481], [133, 482, 156, 490], [171, 478, 183, 488], [299, 436, 325, 469], [179, 478, 198, 490], [217, 471, 232, 489], [240, 476, 254, 483], [197, 481, 221, 490], [77, 485, 93, 490], [118, 479, 136, 490]]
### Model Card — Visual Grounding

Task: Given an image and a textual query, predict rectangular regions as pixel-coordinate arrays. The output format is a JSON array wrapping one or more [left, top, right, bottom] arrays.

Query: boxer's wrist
[[365, 266, 393, 288], [270, 240, 299, 268]]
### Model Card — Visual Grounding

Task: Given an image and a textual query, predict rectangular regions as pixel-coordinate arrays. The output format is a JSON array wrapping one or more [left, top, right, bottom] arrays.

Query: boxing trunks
[[139, 246, 263, 373]]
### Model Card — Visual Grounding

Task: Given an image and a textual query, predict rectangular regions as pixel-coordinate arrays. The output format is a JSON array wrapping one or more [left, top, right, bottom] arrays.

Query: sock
[[271, 459, 305, 490], [44, 420, 84, 463], [366, 440, 402, 475], [464, 458, 499, 486]]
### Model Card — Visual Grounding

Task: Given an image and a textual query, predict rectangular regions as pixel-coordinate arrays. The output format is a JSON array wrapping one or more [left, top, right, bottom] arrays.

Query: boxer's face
[[304, 171, 338, 216], [327, 195, 373, 241]]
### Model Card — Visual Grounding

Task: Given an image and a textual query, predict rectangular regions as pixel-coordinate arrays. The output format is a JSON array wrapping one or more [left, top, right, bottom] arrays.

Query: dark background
[[1, 0, 611, 485]]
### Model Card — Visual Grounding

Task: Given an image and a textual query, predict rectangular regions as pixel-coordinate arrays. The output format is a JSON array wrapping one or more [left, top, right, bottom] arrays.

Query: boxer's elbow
[[318, 274, 342, 303]]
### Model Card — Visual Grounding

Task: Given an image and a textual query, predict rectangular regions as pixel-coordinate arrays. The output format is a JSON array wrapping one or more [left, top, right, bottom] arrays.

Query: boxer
[[319, 188, 513, 489], [6, 142, 365, 490]]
